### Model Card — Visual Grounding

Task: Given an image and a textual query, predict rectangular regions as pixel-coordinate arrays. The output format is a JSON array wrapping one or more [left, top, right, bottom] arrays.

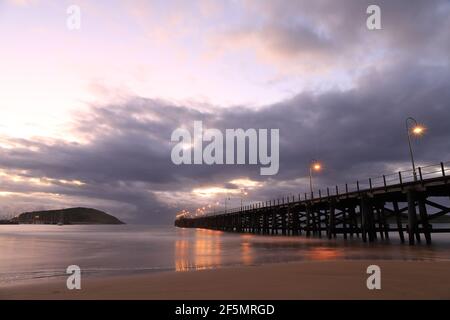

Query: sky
[[0, 0, 449, 223]]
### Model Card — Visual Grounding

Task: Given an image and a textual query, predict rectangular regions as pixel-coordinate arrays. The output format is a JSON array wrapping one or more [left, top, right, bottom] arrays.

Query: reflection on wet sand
[[307, 247, 343, 260], [174, 227, 450, 272], [240, 234, 254, 266], [174, 239, 190, 271], [194, 229, 222, 270], [175, 229, 222, 271]]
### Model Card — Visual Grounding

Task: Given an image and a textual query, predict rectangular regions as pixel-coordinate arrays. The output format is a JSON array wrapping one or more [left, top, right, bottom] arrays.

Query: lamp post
[[406, 117, 425, 181], [309, 160, 322, 197]]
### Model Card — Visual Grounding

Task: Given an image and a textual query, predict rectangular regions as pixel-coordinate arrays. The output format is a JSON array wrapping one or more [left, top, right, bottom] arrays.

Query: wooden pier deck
[[175, 161, 450, 245]]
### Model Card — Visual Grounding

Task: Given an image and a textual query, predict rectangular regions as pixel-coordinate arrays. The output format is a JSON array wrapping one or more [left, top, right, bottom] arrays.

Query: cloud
[[1, 60, 449, 223], [210, 0, 450, 73]]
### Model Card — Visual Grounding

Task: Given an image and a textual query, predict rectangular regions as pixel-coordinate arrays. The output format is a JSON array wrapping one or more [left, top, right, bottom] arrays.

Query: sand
[[2, 260, 449, 300]]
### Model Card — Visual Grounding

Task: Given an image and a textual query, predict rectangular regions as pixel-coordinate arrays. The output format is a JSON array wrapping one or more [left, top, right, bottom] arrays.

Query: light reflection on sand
[[175, 228, 223, 271], [307, 247, 343, 260], [173, 227, 450, 271]]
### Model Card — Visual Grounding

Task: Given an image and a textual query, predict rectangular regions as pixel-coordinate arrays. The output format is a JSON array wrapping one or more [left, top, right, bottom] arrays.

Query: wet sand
[[2, 260, 450, 300]]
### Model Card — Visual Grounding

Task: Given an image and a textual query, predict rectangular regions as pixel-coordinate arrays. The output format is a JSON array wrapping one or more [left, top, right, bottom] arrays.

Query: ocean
[[1, 224, 449, 287]]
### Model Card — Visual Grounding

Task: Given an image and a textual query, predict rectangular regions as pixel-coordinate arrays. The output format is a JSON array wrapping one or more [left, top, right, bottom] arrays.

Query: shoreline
[[2, 260, 450, 300]]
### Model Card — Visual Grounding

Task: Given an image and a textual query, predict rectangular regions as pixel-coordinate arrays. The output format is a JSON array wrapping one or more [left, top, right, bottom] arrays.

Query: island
[[12, 207, 124, 225]]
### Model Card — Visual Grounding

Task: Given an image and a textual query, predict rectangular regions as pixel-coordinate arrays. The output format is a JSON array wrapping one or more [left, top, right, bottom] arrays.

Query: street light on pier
[[309, 160, 322, 197], [406, 117, 426, 181]]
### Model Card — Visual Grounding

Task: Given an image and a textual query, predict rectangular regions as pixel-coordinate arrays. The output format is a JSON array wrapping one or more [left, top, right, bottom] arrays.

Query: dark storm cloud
[[221, 0, 450, 69]]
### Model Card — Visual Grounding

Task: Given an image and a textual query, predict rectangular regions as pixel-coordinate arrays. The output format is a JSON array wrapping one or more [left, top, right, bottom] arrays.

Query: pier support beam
[[315, 209, 321, 237], [348, 205, 359, 238], [393, 200, 405, 243], [327, 200, 336, 239], [306, 204, 312, 237], [418, 194, 432, 245], [407, 189, 419, 245], [342, 207, 347, 240], [361, 195, 375, 242]]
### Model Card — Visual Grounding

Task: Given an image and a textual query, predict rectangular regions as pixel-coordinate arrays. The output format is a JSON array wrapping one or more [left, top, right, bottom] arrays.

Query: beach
[[3, 260, 450, 300]]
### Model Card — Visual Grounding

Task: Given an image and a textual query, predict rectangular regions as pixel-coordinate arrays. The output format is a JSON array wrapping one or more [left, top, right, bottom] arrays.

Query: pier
[[175, 161, 450, 245]]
